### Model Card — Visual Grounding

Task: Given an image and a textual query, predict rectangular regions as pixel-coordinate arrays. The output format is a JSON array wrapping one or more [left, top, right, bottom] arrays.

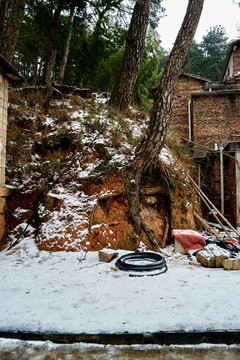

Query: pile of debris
[[173, 229, 240, 270]]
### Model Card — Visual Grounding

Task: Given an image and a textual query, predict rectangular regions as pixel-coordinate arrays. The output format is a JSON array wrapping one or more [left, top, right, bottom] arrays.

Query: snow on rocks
[[37, 187, 98, 251], [196, 243, 230, 268]]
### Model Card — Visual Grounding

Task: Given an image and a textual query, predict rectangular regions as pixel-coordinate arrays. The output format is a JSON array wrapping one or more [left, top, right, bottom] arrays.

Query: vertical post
[[236, 152, 240, 228], [198, 163, 201, 204], [220, 147, 224, 215], [0, 72, 9, 242], [188, 101, 192, 142], [0, 71, 13, 243]]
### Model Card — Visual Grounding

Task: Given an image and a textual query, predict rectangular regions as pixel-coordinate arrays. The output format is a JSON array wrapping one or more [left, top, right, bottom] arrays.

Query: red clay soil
[[34, 169, 202, 252]]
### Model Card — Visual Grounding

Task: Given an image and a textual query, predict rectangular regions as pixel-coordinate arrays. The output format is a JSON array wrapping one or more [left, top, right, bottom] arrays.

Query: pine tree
[[110, 0, 152, 111], [125, 0, 205, 249]]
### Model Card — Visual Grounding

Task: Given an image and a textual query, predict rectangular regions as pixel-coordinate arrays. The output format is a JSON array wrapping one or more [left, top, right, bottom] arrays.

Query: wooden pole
[[193, 211, 223, 239], [188, 175, 240, 238], [220, 147, 224, 214], [195, 183, 232, 238], [161, 216, 169, 248]]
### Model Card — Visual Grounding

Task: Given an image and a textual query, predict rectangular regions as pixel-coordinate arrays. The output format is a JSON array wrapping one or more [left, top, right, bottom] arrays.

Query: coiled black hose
[[115, 252, 168, 277]]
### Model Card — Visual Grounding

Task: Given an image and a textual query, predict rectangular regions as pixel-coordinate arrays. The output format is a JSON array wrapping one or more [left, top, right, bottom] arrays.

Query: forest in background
[[0, 0, 234, 111]]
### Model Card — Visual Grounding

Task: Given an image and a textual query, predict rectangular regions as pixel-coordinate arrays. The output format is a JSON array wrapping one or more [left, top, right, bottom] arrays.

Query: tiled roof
[[181, 72, 210, 82]]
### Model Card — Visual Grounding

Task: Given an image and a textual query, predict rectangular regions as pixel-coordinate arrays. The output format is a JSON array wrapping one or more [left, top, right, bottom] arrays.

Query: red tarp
[[172, 229, 206, 255]]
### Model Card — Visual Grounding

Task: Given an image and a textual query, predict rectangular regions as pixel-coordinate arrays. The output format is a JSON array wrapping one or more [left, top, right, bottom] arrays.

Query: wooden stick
[[193, 211, 224, 239], [161, 217, 169, 248], [194, 184, 232, 238], [189, 175, 240, 238], [165, 144, 240, 238]]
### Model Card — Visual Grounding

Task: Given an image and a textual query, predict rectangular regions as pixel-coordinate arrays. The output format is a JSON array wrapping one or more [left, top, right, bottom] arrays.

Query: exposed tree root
[[125, 165, 161, 252]]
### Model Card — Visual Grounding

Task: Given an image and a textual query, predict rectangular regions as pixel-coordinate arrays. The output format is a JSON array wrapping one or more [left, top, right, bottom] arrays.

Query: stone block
[[174, 238, 187, 255], [0, 213, 5, 240], [98, 250, 119, 263], [196, 244, 230, 268], [0, 186, 14, 197], [222, 258, 240, 270], [0, 197, 6, 213]]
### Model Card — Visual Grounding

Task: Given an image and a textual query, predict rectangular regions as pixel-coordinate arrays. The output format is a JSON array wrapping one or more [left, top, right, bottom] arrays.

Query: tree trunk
[[32, 57, 38, 86], [57, 4, 75, 85], [38, 57, 43, 84], [110, 0, 151, 111], [43, 0, 65, 112], [0, 0, 9, 43], [125, 0, 205, 248], [1, 0, 25, 62]]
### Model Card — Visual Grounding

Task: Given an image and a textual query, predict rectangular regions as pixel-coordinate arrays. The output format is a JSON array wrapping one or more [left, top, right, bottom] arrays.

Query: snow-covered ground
[[0, 236, 240, 335]]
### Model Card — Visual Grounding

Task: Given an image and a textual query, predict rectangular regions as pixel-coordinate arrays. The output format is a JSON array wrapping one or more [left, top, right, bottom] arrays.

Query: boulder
[[196, 244, 230, 268]]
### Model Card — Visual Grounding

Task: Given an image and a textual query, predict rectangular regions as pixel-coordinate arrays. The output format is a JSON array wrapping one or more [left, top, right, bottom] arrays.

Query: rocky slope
[[3, 87, 201, 252]]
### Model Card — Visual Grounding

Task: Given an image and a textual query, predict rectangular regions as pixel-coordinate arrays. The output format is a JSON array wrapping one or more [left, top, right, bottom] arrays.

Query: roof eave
[[220, 39, 240, 81], [0, 54, 22, 82]]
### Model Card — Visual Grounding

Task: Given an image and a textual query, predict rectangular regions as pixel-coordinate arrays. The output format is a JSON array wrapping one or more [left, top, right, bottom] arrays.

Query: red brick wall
[[192, 92, 240, 156], [170, 75, 206, 140]]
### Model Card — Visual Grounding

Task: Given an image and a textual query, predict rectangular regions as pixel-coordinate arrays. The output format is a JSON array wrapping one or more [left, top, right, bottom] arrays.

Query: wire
[[175, 133, 239, 162], [115, 252, 168, 277]]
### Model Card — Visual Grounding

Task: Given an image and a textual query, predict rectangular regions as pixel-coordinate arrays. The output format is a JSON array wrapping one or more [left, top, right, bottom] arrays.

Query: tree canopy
[[184, 25, 229, 80], [0, 0, 165, 110], [0, 1, 234, 109]]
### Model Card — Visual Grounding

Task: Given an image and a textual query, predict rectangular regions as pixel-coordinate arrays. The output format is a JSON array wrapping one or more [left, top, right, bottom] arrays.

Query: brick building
[[170, 73, 208, 142], [0, 54, 21, 242], [170, 40, 240, 228]]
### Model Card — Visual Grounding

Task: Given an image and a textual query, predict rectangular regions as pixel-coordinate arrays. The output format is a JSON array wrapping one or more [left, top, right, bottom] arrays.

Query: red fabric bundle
[[172, 229, 206, 255]]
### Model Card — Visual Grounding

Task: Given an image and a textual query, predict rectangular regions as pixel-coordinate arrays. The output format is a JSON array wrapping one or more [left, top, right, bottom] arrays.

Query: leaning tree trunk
[[109, 0, 152, 111], [125, 0, 205, 249], [57, 4, 75, 85], [1, 0, 24, 62]]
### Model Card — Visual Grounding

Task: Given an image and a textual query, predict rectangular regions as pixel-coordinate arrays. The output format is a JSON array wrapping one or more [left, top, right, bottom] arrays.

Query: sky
[[158, 0, 240, 50]]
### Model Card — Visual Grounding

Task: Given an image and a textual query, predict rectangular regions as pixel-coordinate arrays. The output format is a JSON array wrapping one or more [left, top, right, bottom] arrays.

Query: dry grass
[[110, 130, 125, 149], [26, 90, 45, 107], [48, 108, 70, 124], [8, 89, 24, 105], [69, 94, 85, 107]]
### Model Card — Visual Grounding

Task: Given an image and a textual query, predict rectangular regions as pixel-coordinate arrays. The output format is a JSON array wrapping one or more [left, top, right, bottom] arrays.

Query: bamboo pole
[[220, 147, 224, 214], [188, 175, 240, 238], [193, 211, 223, 239], [194, 183, 232, 238]]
